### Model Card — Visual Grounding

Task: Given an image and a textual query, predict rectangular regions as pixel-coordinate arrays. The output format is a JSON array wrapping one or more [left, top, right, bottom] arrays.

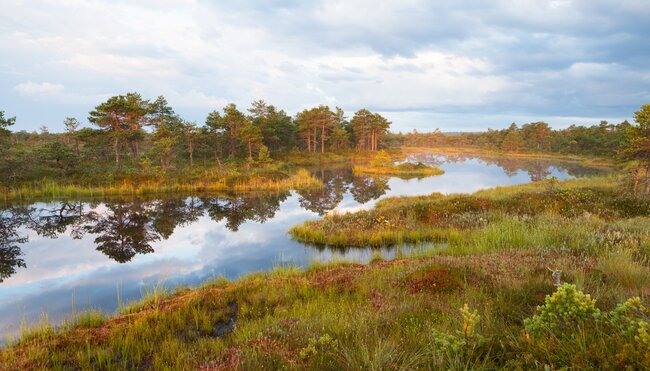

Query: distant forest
[[392, 120, 633, 157]]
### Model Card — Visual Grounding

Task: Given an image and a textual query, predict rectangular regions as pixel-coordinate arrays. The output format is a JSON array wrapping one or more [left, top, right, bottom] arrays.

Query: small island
[[353, 151, 445, 178]]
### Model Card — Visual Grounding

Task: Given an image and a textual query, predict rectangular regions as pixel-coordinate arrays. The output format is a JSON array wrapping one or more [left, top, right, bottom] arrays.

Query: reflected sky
[[0, 153, 605, 339]]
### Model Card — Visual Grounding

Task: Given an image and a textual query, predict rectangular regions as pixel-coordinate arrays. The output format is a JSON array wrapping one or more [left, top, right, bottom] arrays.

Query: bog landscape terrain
[[1, 99, 650, 369]]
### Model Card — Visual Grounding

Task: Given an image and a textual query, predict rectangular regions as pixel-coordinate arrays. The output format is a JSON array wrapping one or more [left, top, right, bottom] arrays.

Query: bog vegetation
[[1, 103, 650, 369]]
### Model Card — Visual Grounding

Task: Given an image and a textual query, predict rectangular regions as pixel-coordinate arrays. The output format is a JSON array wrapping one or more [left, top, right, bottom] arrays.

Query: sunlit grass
[[290, 175, 649, 250], [353, 162, 444, 178], [2, 168, 320, 201]]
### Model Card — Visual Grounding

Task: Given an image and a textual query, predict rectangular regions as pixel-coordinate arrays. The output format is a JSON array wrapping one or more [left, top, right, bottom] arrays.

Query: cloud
[[62, 54, 180, 78], [1, 0, 649, 131], [14, 81, 65, 96]]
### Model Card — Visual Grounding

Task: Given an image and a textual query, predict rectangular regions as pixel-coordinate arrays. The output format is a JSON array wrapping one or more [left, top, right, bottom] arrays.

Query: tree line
[[0, 94, 392, 183], [392, 120, 633, 157]]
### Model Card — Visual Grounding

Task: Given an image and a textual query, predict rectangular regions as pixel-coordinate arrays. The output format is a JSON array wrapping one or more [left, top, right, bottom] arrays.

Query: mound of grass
[[290, 176, 650, 251], [353, 162, 444, 178]]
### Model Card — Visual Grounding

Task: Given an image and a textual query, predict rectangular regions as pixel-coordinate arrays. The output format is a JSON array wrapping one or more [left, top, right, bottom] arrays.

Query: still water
[[0, 153, 605, 338]]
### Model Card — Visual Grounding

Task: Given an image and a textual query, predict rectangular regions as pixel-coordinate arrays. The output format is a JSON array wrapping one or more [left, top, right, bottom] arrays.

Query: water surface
[[0, 153, 605, 338]]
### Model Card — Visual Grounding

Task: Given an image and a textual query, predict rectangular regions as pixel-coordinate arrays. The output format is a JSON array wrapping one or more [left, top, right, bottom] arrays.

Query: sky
[[2, 0, 649, 133]]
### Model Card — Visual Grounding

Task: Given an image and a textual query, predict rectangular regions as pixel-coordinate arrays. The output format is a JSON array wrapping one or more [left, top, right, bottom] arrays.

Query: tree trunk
[[321, 123, 325, 154], [213, 135, 223, 168], [248, 140, 253, 160], [632, 164, 641, 194], [307, 133, 311, 152], [188, 140, 194, 167], [113, 136, 120, 167], [230, 127, 236, 157], [645, 163, 650, 194], [312, 127, 317, 153]]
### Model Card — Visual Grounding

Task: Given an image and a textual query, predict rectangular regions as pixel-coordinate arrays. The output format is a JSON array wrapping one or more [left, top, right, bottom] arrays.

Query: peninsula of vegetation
[[1, 103, 650, 369]]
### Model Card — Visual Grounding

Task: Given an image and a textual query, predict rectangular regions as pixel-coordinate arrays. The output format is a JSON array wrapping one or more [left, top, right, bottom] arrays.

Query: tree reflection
[[84, 202, 159, 263], [0, 208, 28, 282], [150, 197, 204, 239], [350, 175, 390, 204], [0, 191, 301, 279], [296, 168, 351, 215], [24, 201, 90, 239], [203, 192, 288, 231], [0, 159, 603, 281], [464, 155, 605, 180], [295, 168, 391, 214]]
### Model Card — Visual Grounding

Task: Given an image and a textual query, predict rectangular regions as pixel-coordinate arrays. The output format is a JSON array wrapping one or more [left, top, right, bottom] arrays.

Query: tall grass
[[597, 248, 650, 293], [5, 248, 648, 369], [118, 278, 171, 315]]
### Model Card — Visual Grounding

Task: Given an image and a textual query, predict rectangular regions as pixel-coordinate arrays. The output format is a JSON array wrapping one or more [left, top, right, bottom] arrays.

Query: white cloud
[[0, 0, 648, 131], [165, 89, 229, 109], [62, 54, 181, 78], [14, 81, 65, 96]]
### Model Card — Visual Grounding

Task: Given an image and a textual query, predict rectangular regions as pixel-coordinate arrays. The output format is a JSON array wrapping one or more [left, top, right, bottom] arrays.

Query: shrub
[[299, 334, 338, 360], [257, 145, 271, 165], [371, 150, 392, 167], [431, 304, 483, 353], [608, 297, 650, 341], [524, 284, 601, 338]]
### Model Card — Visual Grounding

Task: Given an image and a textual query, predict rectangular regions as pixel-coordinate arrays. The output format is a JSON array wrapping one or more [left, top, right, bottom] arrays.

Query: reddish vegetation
[[309, 264, 365, 290], [199, 346, 240, 371], [4, 249, 603, 370], [406, 267, 461, 294], [369, 289, 385, 310]]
